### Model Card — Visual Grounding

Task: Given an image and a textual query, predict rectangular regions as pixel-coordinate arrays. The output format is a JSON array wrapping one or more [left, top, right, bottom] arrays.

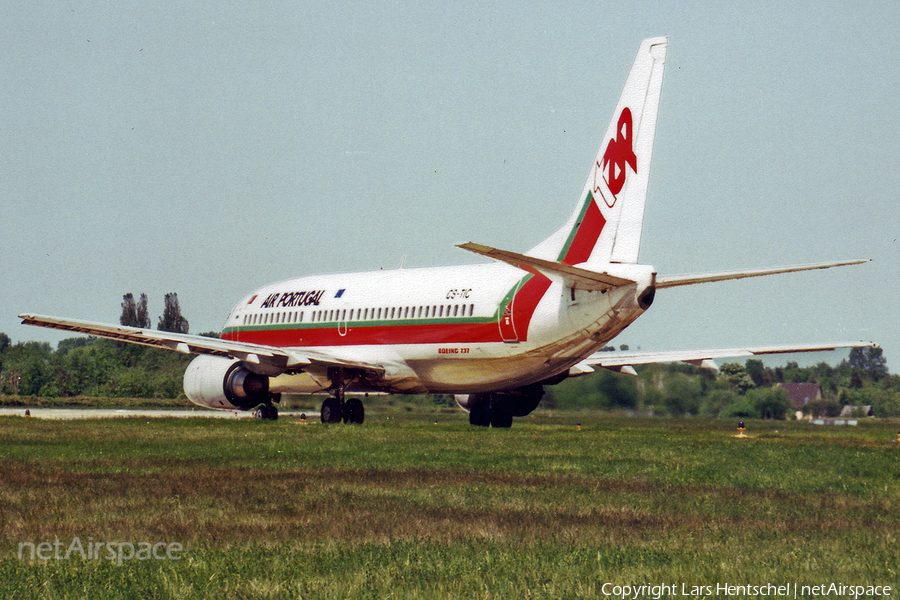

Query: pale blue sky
[[2, 2, 898, 366]]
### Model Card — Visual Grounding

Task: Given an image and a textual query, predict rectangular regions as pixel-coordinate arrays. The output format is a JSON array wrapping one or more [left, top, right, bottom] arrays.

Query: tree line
[[544, 346, 900, 419], [0, 293, 198, 399]]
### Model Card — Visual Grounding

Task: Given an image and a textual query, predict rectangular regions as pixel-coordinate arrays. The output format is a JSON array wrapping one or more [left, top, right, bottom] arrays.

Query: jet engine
[[455, 384, 545, 426], [183, 355, 270, 410]]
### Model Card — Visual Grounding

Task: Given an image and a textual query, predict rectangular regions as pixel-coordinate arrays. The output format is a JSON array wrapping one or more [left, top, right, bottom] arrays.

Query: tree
[[745, 359, 772, 387], [719, 362, 754, 395], [848, 346, 888, 383], [0, 332, 9, 374], [748, 387, 791, 420], [120, 293, 151, 328], [135, 294, 150, 329], [157, 293, 189, 334], [5, 341, 54, 396]]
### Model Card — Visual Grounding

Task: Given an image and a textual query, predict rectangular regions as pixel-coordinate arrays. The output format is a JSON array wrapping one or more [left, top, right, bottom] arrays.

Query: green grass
[[0, 410, 898, 598]]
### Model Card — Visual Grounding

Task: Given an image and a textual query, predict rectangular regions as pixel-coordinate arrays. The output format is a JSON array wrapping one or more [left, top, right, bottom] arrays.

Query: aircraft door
[[498, 287, 519, 343]]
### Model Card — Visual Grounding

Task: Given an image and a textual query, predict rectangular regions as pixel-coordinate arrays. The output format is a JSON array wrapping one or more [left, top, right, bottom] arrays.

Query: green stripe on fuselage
[[555, 192, 594, 262]]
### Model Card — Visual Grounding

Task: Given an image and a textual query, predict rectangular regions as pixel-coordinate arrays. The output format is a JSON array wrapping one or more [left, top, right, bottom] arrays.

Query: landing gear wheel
[[489, 396, 513, 428], [467, 394, 513, 428], [254, 404, 278, 421], [343, 398, 365, 424], [320, 397, 343, 423], [468, 394, 491, 427]]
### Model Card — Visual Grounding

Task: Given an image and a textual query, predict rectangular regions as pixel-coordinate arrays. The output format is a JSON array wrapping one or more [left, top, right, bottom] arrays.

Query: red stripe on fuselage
[[507, 274, 552, 340], [221, 320, 500, 347], [561, 197, 606, 266], [504, 196, 606, 339]]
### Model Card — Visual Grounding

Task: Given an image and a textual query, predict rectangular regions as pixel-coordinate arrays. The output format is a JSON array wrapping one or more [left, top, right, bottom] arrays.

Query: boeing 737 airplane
[[21, 38, 871, 427]]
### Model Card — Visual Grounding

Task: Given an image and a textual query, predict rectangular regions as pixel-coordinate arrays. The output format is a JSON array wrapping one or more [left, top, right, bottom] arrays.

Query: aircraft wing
[[656, 260, 869, 288], [578, 341, 878, 374], [17, 314, 384, 377]]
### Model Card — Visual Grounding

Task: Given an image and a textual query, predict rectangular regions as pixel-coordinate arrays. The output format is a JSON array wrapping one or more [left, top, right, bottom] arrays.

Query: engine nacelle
[[183, 355, 270, 410], [454, 393, 482, 413], [454, 384, 544, 418]]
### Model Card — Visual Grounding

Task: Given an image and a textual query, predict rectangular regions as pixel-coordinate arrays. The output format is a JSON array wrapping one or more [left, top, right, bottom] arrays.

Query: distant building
[[778, 383, 822, 410], [840, 404, 872, 417]]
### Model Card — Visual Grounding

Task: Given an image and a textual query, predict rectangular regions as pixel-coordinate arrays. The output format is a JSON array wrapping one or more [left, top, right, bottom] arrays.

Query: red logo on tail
[[600, 107, 637, 198]]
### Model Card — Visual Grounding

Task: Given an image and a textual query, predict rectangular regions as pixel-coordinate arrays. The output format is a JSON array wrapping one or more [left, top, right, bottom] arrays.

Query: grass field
[[0, 408, 898, 599]]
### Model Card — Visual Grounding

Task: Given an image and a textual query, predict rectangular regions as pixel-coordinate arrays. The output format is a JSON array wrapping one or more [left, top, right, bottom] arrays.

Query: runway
[[0, 408, 280, 420]]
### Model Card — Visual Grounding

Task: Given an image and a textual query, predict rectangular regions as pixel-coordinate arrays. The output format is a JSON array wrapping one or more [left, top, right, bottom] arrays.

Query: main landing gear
[[465, 385, 544, 428], [320, 392, 365, 424], [253, 394, 281, 421], [468, 393, 513, 428], [254, 404, 278, 420]]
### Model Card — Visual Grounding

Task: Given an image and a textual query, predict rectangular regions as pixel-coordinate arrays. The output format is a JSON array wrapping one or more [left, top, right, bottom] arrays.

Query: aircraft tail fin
[[529, 37, 667, 268]]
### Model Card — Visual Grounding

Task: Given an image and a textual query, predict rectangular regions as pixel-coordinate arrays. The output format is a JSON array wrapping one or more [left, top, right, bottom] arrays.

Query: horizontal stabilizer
[[657, 259, 869, 288], [457, 242, 634, 291]]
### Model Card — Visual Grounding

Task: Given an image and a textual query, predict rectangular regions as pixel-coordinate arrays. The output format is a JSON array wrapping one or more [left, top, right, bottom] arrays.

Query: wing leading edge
[[17, 314, 384, 377]]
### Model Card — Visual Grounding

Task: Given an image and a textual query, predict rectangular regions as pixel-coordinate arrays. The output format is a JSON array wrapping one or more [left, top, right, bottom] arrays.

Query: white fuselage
[[219, 261, 654, 395]]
